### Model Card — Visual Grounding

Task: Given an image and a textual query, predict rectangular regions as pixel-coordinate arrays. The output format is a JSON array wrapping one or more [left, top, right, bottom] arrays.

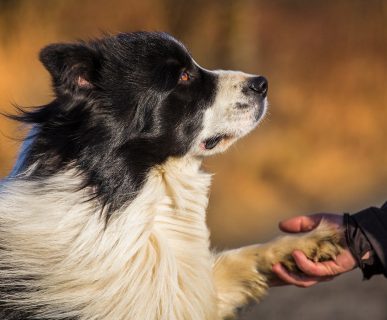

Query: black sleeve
[[345, 202, 387, 279]]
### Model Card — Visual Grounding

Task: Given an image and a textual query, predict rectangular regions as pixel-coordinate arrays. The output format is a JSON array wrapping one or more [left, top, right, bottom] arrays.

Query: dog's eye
[[179, 70, 190, 82]]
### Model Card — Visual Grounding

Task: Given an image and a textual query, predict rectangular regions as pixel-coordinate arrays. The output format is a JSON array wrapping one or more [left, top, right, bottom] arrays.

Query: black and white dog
[[0, 32, 341, 320]]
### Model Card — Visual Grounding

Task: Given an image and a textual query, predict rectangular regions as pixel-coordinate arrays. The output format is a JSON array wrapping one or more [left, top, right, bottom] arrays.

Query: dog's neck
[[112, 155, 216, 319], [2, 155, 217, 319]]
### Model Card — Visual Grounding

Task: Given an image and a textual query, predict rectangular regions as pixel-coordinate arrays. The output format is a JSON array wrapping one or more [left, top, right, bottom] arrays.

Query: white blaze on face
[[191, 70, 268, 157]]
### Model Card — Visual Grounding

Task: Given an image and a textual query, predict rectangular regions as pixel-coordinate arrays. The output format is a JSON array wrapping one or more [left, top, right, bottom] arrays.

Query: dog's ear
[[39, 43, 100, 92]]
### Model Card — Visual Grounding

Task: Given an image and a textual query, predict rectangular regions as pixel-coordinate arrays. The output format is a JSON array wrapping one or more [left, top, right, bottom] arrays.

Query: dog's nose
[[248, 76, 268, 98]]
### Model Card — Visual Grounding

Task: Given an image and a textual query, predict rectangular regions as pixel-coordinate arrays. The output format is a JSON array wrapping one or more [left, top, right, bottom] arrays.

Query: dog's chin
[[189, 99, 268, 157], [199, 134, 237, 154], [193, 125, 255, 157]]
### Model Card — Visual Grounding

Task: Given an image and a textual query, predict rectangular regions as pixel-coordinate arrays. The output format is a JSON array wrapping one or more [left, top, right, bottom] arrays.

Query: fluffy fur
[[0, 32, 342, 320]]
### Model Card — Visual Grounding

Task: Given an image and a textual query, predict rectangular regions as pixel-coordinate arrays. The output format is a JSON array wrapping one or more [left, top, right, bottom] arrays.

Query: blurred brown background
[[0, 0, 386, 319]]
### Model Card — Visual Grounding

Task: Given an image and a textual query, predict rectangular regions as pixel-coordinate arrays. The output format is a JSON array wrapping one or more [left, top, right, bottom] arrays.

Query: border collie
[[0, 32, 342, 320]]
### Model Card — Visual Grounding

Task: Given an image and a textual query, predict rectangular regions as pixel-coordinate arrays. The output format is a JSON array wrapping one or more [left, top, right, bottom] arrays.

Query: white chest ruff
[[113, 157, 216, 320], [0, 157, 217, 320]]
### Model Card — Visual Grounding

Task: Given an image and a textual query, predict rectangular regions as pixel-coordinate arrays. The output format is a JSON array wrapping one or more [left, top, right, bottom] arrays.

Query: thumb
[[279, 214, 324, 233]]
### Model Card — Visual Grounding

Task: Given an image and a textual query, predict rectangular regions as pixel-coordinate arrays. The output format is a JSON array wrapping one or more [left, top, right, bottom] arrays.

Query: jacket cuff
[[350, 206, 387, 279], [345, 214, 383, 279]]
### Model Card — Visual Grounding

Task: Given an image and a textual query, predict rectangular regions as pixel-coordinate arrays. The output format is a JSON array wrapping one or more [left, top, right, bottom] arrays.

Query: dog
[[0, 32, 342, 320]]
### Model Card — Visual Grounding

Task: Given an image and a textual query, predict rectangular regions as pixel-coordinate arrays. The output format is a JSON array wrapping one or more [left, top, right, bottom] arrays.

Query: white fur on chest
[[0, 157, 217, 320]]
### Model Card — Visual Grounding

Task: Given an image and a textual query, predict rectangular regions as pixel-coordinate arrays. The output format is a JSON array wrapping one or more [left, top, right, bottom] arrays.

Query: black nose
[[248, 76, 268, 97]]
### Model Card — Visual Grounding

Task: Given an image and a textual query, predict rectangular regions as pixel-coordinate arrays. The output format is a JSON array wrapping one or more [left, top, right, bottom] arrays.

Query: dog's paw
[[254, 221, 343, 279], [213, 222, 343, 318]]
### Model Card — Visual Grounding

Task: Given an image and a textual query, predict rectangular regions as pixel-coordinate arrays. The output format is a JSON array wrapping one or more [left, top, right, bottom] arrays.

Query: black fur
[[11, 32, 218, 217]]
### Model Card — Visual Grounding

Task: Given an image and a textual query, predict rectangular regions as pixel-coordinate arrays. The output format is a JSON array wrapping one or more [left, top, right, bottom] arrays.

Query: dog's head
[[16, 32, 268, 213]]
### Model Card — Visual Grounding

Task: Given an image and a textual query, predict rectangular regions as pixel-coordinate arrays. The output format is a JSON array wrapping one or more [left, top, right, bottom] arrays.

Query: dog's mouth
[[201, 134, 233, 150]]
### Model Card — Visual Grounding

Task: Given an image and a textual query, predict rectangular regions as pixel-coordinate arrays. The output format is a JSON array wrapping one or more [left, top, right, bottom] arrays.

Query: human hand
[[272, 214, 358, 287]]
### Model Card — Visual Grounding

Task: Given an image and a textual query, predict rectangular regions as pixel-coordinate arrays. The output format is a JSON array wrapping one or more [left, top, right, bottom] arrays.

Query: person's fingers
[[292, 250, 340, 276], [272, 263, 337, 287], [272, 263, 319, 287], [278, 214, 324, 233]]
